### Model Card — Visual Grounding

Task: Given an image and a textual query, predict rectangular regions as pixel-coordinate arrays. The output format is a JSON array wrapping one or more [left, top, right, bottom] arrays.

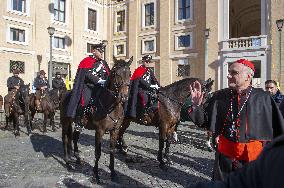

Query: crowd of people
[[4, 42, 284, 187]]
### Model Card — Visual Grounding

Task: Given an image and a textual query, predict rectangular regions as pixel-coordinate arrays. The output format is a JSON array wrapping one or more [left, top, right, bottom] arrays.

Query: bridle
[[109, 69, 130, 103]]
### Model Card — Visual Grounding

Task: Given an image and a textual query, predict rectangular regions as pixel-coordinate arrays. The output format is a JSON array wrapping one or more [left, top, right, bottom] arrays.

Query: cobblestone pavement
[[0, 114, 214, 188]]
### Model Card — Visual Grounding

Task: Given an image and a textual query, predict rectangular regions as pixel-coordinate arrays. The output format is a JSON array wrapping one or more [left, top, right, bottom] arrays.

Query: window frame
[[7, 25, 29, 45], [175, 32, 193, 50], [88, 8, 97, 31], [175, 0, 193, 23], [10, 60, 25, 74], [116, 9, 126, 32], [54, 0, 66, 23], [177, 59, 190, 77], [53, 36, 66, 49], [142, 1, 156, 29], [142, 37, 156, 54], [114, 42, 126, 57]]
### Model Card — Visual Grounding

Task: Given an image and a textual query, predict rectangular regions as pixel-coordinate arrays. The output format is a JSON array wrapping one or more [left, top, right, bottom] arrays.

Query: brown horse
[[29, 89, 56, 132], [4, 84, 32, 136], [60, 57, 132, 183], [49, 88, 67, 110], [117, 78, 214, 168]]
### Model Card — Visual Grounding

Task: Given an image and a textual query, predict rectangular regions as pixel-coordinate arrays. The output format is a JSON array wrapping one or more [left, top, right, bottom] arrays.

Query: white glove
[[150, 84, 159, 90], [97, 79, 106, 86]]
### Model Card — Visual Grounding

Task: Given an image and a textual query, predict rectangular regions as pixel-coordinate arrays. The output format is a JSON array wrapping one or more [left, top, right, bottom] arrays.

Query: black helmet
[[142, 55, 152, 62], [92, 43, 105, 53]]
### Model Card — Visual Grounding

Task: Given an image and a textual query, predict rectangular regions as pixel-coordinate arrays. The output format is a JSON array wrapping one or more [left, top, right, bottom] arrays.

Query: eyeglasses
[[228, 70, 240, 76]]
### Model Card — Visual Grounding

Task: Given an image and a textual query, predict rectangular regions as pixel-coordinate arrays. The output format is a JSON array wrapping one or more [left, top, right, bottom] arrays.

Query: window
[[12, 0, 26, 12], [10, 28, 25, 42], [10, 60, 25, 73], [144, 40, 155, 52], [87, 43, 96, 53], [177, 59, 190, 77], [145, 3, 154, 26], [88, 8, 97, 31], [54, 0, 65, 22], [53, 37, 65, 49], [116, 10, 125, 32], [175, 33, 192, 50], [178, 35, 190, 47], [116, 44, 125, 55], [178, 0, 191, 20]]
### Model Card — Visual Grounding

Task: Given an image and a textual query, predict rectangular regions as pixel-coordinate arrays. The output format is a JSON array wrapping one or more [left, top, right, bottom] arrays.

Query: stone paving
[[0, 113, 214, 188]]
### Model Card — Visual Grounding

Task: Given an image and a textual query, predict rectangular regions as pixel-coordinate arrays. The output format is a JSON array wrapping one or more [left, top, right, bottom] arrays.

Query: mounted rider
[[66, 43, 110, 127], [34, 70, 49, 111], [4, 69, 24, 116], [52, 72, 66, 97], [125, 55, 160, 120]]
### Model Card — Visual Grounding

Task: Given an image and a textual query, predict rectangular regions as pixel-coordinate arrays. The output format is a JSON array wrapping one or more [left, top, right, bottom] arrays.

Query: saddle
[[136, 90, 159, 125], [82, 88, 117, 127]]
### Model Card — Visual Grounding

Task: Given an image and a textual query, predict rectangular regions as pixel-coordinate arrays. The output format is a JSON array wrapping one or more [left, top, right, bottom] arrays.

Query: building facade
[[0, 0, 283, 96]]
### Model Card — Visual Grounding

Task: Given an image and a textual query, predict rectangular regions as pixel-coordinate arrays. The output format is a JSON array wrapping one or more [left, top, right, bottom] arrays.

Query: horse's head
[[17, 84, 30, 107], [201, 78, 214, 104], [107, 56, 133, 103]]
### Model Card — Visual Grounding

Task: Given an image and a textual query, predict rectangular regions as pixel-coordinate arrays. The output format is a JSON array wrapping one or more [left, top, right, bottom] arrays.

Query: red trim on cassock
[[130, 65, 147, 80], [78, 57, 97, 69]]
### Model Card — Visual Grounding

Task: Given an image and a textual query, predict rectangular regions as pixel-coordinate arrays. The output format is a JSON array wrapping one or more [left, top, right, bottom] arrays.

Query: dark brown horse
[[60, 57, 132, 183], [29, 89, 56, 132], [4, 84, 31, 136], [49, 88, 67, 110], [117, 78, 214, 168]]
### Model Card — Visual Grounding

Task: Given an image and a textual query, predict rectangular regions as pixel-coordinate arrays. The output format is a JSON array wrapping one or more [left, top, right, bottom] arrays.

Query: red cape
[[130, 65, 147, 80], [78, 57, 97, 69]]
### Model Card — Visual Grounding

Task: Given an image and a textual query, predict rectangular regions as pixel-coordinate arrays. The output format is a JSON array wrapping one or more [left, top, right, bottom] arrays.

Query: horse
[[60, 56, 133, 183], [49, 88, 67, 110], [117, 78, 214, 168], [29, 89, 56, 132], [4, 84, 32, 136]]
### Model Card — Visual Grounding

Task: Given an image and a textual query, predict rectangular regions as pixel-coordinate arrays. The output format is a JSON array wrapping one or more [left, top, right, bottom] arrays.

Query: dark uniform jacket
[[189, 87, 284, 142], [34, 76, 49, 90], [66, 57, 110, 118], [7, 76, 24, 91], [126, 65, 159, 118], [52, 78, 66, 90]]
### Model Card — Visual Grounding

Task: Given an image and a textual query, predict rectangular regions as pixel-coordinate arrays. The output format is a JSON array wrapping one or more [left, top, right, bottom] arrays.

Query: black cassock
[[193, 134, 284, 188], [189, 87, 284, 180]]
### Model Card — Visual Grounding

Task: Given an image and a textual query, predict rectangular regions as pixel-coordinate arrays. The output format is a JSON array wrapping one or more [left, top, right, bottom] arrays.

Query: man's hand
[[190, 81, 204, 107], [15, 86, 20, 90], [150, 84, 159, 90], [97, 79, 106, 85]]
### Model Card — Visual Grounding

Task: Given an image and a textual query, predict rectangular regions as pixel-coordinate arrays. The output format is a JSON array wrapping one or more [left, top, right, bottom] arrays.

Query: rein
[[157, 91, 185, 106]]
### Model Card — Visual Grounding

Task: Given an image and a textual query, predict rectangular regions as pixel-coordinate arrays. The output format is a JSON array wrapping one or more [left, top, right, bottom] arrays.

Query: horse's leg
[[50, 112, 55, 132], [157, 125, 167, 168], [5, 115, 9, 130], [117, 118, 130, 153], [25, 112, 31, 135], [109, 129, 119, 181], [93, 130, 104, 184], [62, 119, 72, 168], [164, 139, 173, 165], [43, 112, 48, 133], [13, 114, 20, 136], [73, 130, 81, 164], [29, 110, 35, 131]]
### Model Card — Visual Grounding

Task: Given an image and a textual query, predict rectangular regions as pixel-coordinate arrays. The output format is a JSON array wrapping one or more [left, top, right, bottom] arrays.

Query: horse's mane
[[160, 77, 200, 92]]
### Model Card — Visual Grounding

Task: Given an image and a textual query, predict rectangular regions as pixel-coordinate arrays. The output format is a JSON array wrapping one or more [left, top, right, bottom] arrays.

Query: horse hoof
[[119, 148, 128, 155], [52, 128, 56, 132], [14, 131, 20, 137], [76, 158, 81, 165]]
